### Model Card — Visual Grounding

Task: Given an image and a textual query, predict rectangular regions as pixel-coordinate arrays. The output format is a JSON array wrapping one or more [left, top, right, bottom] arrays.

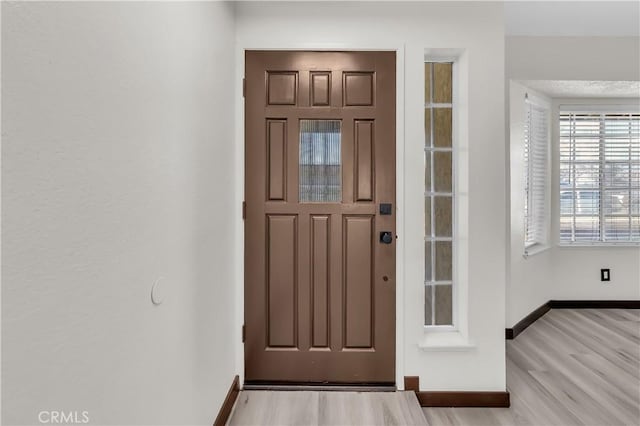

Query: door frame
[[233, 44, 406, 388]]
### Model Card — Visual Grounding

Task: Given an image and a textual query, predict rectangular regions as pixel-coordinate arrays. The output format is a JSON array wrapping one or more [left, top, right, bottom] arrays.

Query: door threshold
[[243, 383, 397, 392]]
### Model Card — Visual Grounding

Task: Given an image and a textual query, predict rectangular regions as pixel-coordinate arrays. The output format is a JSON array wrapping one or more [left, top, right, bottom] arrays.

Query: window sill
[[523, 243, 551, 258], [418, 330, 476, 352]]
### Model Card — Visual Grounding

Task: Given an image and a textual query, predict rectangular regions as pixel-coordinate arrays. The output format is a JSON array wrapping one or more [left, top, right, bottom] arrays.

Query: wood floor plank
[[569, 353, 640, 424], [399, 391, 430, 425], [506, 357, 582, 426], [422, 309, 640, 426], [528, 369, 625, 426], [230, 391, 427, 425], [227, 309, 639, 426], [545, 310, 640, 379]]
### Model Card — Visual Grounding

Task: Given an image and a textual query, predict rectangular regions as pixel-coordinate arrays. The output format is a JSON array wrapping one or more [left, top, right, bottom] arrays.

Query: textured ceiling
[[517, 80, 640, 98]]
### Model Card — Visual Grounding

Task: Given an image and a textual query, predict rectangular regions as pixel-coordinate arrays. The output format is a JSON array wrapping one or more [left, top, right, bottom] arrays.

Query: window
[[524, 98, 550, 252], [559, 110, 640, 244], [299, 120, 341, 202], [424, 62, 454, 326]]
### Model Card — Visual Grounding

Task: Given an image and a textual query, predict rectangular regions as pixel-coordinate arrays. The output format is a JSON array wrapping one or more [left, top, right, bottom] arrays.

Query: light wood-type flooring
[[229, 390, 426, 425], [228, 309, 640, 425], [424, 308, 640, 426]]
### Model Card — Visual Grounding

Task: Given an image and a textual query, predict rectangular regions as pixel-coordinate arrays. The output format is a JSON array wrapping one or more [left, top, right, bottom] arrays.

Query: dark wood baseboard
[[416, 391, 510, 407], [505, 302, 550, 340], [506, 300, 640, 340], [213, 375, 240, 426], [404, 376, 420, 392], [549, 300, 640, 309], [404, 376, 510, 408]]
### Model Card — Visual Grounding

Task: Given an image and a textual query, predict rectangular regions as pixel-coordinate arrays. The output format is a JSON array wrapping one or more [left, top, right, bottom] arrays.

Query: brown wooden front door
[[244, 51, 396, 385]]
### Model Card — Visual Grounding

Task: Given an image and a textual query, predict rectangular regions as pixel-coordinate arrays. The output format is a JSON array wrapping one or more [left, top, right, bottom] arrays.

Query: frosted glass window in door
[[299, 120, 342, 202]]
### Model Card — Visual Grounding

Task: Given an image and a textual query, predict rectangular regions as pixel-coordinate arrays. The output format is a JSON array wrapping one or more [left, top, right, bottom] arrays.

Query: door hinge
[[242, 325, 246, 343], [242, 201, 246, 220], [242, 78, 246, 98]]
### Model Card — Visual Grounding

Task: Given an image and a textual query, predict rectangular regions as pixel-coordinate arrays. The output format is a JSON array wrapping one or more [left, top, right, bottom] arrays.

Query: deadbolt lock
[[379, 203, 393, 215], [380, 231, 393, 244]]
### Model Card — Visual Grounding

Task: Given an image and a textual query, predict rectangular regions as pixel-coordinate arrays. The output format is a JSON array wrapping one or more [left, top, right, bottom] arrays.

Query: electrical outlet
[[601, 269, 611, 282]]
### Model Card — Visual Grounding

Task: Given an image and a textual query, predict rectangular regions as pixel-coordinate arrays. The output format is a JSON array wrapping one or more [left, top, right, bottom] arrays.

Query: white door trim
[[234, 43, 406, 388]]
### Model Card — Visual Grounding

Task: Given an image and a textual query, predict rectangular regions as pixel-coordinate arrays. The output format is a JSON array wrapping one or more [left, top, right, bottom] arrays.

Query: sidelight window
[[299, 120, 342, 202], [424, 62, 454, 326]]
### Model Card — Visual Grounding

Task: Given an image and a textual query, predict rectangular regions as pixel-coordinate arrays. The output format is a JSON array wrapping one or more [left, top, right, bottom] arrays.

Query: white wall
[[506, 36, 640, 82], [505, 2, 640, 37], [2, 2, 236, 425], [506, 36, 640, 327], [235, 1, 506, 392], [507, 82, 553, 327]]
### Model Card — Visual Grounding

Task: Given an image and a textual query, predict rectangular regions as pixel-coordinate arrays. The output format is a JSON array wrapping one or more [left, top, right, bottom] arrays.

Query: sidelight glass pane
[[424, 63, 432, 107], [425, 151, 432, 189], [435, 285, 453, 325], [434, 196, 453, 237], [434, 151, 452, 192], [433, 63, 453, 104], [425, 285, 434, 326], [435, 241, 452, 281], [425, 109, 432, 147], [425, 197, 432, 236], [433, 108, 453, 147], [299, 120, 342, 202], [425, 241, 433, 281]]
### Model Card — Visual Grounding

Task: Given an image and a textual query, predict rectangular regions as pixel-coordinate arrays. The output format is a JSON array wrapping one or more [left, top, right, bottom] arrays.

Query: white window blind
[[524, 100, 549, 249], [559, 110, 640, 244]]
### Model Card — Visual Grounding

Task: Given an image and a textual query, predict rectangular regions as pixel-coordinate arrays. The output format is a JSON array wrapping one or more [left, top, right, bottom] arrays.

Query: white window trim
[[557, 104, 640, 247], [421, 48, 472, 350], [418, 332, 476, 352], [424, 58, 457, 331], [523, 242, 551, 258]]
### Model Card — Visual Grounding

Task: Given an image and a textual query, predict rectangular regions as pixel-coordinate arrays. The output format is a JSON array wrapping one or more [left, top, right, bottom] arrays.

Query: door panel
[[245, 51, 396, 384], [310, 215, 330, 348], [267, 120, 287, 201], [266, 214, 298, 348], [355, 120, 375, 201], [343, 215, 374, 349], [267, 72, 298, 105], [310, 71, 331, 106], [343, 72, 374, 106]]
